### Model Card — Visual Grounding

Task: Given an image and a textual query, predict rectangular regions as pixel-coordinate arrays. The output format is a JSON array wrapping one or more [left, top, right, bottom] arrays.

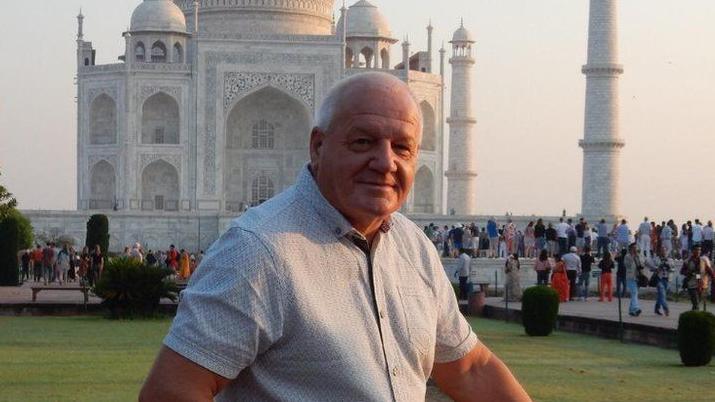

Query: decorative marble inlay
[[224, 72, 314, 110]]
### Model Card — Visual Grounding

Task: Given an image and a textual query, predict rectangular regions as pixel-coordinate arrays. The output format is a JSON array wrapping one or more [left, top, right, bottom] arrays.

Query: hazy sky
[[1, 0, 714, 224]]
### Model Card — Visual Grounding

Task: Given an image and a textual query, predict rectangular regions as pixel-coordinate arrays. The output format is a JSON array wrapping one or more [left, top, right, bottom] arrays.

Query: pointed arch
[[141, 160, 179, 211], [380, 48, 390, 69], [135, 41, 146, 62], [89, 94, 117, 145], [151, 41, 167, 63], [224, 86, 312, 208], [360, 46, 374, 68], [413, 166, 435, 213], [173, 42, 183, 63], [142, 92, 180, 144], [89, 160, 116, 209], [420, 101, 436, 151]]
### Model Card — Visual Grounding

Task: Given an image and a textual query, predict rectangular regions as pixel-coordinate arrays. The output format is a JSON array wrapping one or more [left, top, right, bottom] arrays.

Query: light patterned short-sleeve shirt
[[164, 166, 478, 401]]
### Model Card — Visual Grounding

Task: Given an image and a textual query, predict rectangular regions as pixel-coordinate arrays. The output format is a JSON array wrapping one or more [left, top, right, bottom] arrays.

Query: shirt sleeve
[[430, 248, 478, 363], [163, 227, 285, 379]]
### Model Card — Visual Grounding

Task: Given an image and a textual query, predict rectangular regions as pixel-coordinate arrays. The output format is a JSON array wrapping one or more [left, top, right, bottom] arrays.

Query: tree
[[0, 171, 18, 219], [0, 214, 22, 285], [86, 214, 110, 255]]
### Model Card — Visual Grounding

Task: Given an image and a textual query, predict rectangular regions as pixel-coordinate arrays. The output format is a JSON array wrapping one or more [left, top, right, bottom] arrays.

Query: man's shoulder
[[230, 187, 302, 233]]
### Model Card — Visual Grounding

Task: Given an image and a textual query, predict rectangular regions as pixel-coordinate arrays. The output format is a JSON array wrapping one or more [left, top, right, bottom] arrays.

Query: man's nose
[[369, 141, 398, 173]]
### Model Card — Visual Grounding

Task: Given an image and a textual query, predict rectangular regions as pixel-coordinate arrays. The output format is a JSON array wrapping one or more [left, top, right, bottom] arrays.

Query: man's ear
[[309, 127, 325, 168]]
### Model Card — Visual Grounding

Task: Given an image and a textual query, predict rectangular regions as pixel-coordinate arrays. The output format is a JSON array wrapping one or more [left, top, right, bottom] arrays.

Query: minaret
[[580, 0, 625, 220], [445, 20, 477, 215], [401, 36, 410, 75], [76, 9, 84, 41], [426, 20, 433, 73]]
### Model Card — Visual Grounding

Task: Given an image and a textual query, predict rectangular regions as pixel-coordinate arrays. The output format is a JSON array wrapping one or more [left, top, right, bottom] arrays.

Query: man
[[487, 217, 499, 258], [578, 247, 595, 301], [562, 246, 581, 301], [534, 218, 546, 253], [130, 242, 144, 263], [659, 222, 673, 259], [545, 222, 557, 257], [575, 218, 586, 252], [637, 217, 651, 258], [596, 219, 610, 258], [450, 224, 465, 256], [615, 219, 630, 251], [457, 248, 472, 300], [623, 243, 642, 316], [645, 246, 673, 316], [140, 73, 530, 402], [42, 242, 55, 285], [692, 219, 703, 248], [556, 218, 569, 255], [681, 244, 713, 311]]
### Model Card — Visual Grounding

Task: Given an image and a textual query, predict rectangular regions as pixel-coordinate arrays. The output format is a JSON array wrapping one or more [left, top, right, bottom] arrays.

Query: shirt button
[[392, 367, 399, 377], [379, 310, 385, 319]]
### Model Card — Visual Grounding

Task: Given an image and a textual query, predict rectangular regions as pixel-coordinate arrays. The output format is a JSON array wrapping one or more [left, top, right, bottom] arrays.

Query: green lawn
[[0, 316, 712, 402]]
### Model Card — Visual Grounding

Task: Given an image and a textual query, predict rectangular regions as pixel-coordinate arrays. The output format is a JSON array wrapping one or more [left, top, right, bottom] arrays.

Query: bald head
[[315, 72, 422, 134]]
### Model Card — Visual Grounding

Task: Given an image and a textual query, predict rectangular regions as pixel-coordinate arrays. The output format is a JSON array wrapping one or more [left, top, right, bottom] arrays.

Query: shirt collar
[[295, 164, 393, 240]]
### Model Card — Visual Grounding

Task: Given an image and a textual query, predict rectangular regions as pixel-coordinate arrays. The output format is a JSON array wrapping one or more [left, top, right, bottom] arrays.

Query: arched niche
[[173, 43, 183, 63], [151, 41, 167, 63], [380, 48, 390, 69], [420, 101, 436, 151], [89, 94, 117, 145], [345, 47, 354, 68], [413, 166, 435, 213], [141, 92, 180, 144], [135, 42, 146, 62], [141, 160, 179, 211], [89, 160, 115, 209], [360, 47, 374, 68]]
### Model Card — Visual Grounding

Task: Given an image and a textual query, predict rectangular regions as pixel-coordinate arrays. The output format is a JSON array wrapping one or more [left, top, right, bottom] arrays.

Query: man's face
[[310, 80, 421, 230], [693, 248, 701, 259]]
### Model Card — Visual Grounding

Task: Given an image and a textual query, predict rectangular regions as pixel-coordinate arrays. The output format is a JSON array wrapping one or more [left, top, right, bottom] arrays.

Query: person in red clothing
[[166, 245, 179, 272], [31, 245, 43, 283], [550, 254, 570, 302], [598, 251, 615, 302]]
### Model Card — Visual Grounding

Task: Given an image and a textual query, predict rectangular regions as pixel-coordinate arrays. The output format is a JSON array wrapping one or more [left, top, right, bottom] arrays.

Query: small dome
[[450, 20, 475, 43], [342, 0, 393, 39], [130, 0, 187, 33]]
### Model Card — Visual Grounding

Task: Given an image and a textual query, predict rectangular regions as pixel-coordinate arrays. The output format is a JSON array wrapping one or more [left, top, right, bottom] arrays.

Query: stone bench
[[31, 286, 89, 304]]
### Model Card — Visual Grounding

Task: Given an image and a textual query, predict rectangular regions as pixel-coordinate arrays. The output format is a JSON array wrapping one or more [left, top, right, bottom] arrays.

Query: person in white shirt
[[458, 248, 472, 300], [556, 218, 570, 255], [638, 217, 651, 258], [660, 224, 673, 258], [692, 219, 704, 246], [562, 247, 582, 301]]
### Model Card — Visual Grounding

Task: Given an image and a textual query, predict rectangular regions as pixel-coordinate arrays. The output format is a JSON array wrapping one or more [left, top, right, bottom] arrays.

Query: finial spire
[[460, 17, 464, 27]]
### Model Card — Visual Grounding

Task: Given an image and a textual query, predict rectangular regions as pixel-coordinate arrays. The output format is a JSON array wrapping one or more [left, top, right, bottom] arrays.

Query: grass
[[0, 316, 713, 402]]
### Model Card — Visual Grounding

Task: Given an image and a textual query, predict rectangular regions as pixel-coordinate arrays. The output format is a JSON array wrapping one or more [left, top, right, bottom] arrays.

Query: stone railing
[[79, 63, 192, 74]]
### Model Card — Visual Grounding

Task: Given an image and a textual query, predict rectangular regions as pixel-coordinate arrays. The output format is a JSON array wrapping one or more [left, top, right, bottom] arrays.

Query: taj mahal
[[26, 0, 625, 252]]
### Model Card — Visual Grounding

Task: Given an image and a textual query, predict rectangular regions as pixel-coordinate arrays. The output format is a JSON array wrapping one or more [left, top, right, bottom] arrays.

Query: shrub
[[0, 214, 21, 286], [86, 214, 110, 255], [521, 286, 560, 336], [677, 311, 715, 367], [93, 257, 178, 319]]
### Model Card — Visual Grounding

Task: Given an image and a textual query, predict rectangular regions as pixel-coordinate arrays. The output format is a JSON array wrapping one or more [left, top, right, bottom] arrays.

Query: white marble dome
[[131, 0, 187, 33], [344, 0, 393, 39], [451, 21, 475, 43]]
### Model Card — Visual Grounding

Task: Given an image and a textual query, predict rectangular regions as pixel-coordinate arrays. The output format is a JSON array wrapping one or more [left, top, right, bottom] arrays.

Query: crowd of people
[[442, 217, 715, 317], [19, 242, 205, 286], [426, 216, 715, 261]]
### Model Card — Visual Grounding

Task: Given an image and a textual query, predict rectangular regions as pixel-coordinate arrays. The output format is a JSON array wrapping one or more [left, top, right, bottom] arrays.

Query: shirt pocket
[[397, 286, 435, 356]]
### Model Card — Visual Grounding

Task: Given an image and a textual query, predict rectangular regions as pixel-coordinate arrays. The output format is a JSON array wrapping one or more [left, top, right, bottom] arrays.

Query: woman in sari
[[551, 254, 570, 302], [179, 249, 191, 280]]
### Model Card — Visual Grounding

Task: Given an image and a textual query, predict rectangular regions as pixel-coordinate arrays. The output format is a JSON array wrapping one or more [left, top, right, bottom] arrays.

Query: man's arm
[[431, 343, 531, 402], [139, 346, 231, 402]]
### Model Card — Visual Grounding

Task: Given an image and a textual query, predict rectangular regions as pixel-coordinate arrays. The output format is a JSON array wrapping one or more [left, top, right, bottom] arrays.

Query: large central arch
[[223, 86, 312, 210], [141, 160, 179, 211]]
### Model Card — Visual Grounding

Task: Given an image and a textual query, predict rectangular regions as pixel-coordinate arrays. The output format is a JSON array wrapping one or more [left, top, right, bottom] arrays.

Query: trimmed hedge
[[86, 214, 109, 256], [0, 215, 21, 286], [93, 257, 178, 319], [677, 311, 715, 367], [522, 286, 560, 336]]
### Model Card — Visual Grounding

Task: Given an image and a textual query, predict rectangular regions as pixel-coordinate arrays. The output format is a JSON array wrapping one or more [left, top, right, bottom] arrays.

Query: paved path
[[0, 281, 102, 304], [485, 296, 702, 330]]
